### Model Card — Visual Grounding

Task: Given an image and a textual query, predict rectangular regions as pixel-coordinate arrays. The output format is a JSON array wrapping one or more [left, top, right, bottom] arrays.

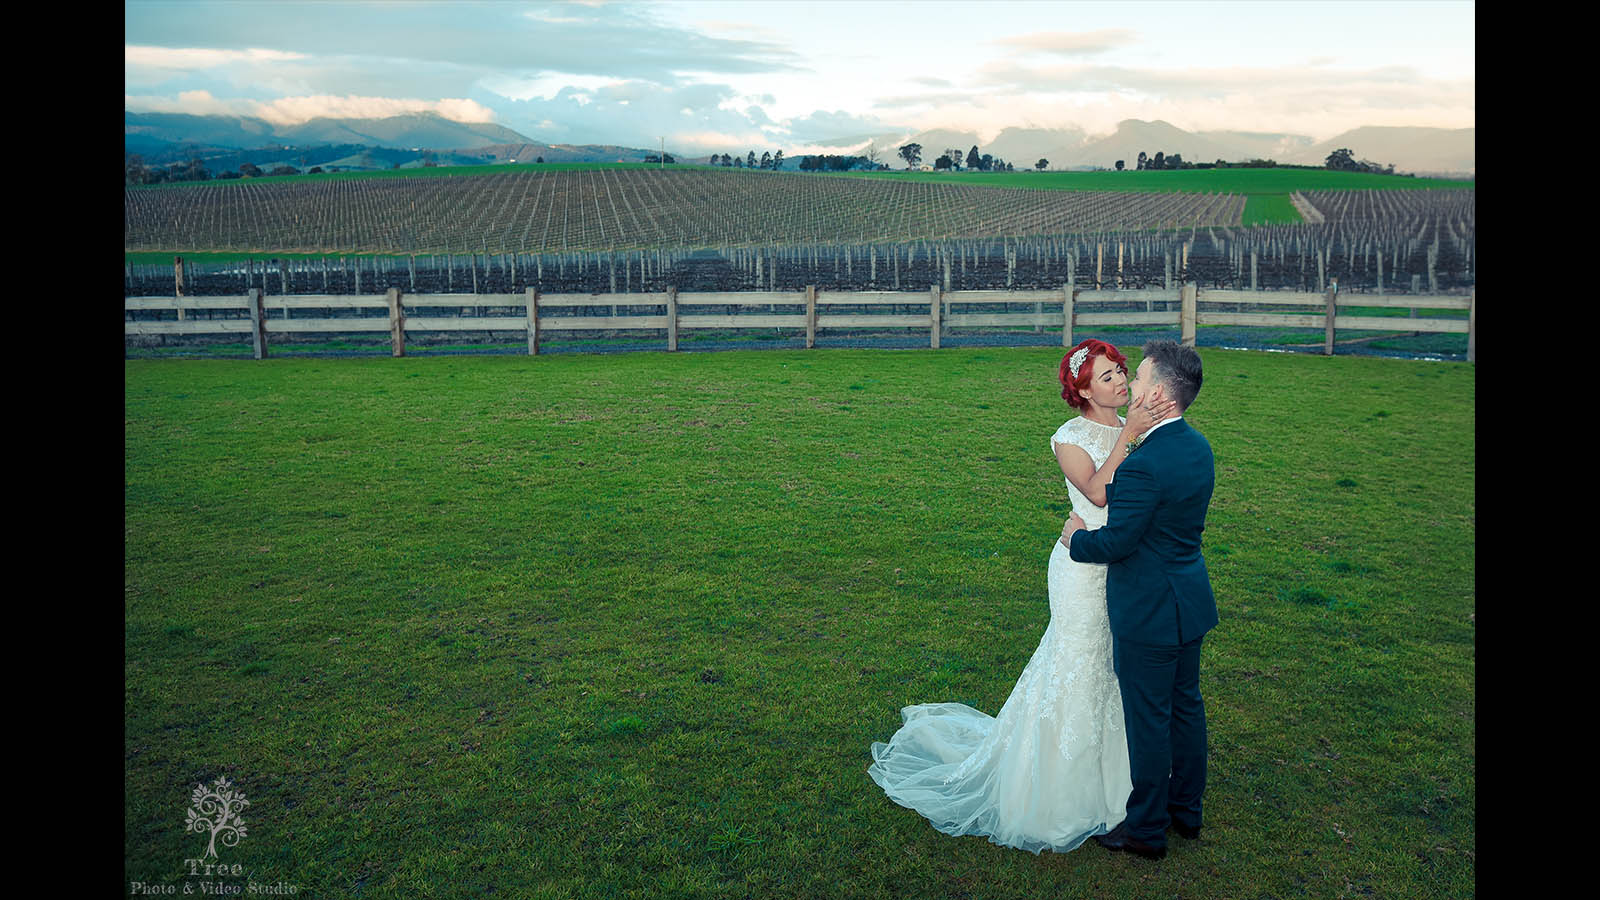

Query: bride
[[866, 338, 1176, 854]]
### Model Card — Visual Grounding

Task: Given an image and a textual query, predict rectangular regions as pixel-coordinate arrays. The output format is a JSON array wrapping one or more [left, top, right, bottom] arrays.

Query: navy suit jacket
[[1068, 418, 1218, 646]]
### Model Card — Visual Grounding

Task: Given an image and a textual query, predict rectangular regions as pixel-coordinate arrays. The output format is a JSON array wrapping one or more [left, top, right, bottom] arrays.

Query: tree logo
[[185, 775, 250, 860]]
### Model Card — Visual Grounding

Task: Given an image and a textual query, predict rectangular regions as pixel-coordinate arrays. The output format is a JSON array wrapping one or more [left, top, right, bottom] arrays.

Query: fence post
[[1323, 281, 1338, 356], [1181, 284, 1197, 347], [387, 287, 405, 357], [805, 285, 816, 349], [1465, 288, 1475, 364], [930, 285, 941, 349], [526, 287, 539, 355], [667, 286, 678, 352], [248, 288, 268, 360], [174, 256, 186, 322], [1062, 282, 1075, 348]]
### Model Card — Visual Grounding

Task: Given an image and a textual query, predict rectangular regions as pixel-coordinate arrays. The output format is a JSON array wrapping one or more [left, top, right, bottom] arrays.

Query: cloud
[[975, 60, 1437, 98], [126, 2, 805, 87], [125, 45, 307, 70], [990, 29, 1138, 56], [124, 89, 242, 117], [124, 90, 498, 125], [779, 109, 898, 144], [492, 78, 773, 152]]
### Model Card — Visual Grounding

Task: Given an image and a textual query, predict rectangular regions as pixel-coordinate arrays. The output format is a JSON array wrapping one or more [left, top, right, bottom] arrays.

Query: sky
[[124, 0, 1475, 155]]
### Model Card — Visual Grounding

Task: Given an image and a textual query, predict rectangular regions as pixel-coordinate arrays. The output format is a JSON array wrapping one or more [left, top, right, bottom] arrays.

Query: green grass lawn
[[1241, 193, 1302, 226], [126, 347, 1473, 898]]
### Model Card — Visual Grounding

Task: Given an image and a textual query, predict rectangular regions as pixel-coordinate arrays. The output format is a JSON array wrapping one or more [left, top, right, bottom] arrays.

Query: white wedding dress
[[866, 416, 1134, 854]]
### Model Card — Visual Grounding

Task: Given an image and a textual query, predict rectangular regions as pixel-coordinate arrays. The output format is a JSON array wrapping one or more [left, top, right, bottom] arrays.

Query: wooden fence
[[125, 284, 1475, 362]]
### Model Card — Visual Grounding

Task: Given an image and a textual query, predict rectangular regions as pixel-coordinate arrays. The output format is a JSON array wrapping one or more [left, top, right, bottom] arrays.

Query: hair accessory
[[1068, 346, 1090, 378]]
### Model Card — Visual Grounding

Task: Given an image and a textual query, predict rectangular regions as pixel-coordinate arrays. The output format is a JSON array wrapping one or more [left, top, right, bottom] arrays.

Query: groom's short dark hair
[[1142, 340, 1202, 411]]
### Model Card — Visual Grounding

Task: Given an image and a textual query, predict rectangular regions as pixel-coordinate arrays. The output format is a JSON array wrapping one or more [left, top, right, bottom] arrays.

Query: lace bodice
[[1049, 416, 1124, 529]]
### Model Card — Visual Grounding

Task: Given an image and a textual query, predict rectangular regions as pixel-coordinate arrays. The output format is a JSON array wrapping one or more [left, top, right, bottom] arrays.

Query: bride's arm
[[1053, 390, 1175, 507], [1054, 442, 1122, 508]]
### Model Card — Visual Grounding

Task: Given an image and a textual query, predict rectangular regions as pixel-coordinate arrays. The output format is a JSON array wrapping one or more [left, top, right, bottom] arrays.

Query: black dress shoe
[[1093, 824, 1167, 860], [1168, 820, 1201, 840]]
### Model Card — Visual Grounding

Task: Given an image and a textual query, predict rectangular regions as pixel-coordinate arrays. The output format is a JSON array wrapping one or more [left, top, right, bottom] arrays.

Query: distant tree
[[239, 162, 263, 178], [772, 150, 783, 170], [1325, 148, 1357, 171], [747, 151, 758, 168], [967, 145, 981, 170], [1166, 153, 1183, 170], [125, 153, 147, 185], [536, 156, 545, 164], [1035, 158, 1049, 171], [865, 142, 882, 168], [217, 170, 240, 179], [1152, 151, 1165, 170], [980, 153, 994, 172], [308, 166, 324, 174], [760, 151, 772, 170], [944, 148, 963, 170], [933, 156, 952, 170], [800, 154, 872, 172], [271, 165, 298, 176], [735, 157, 744, 168], [1115, 159, 1124, 171], [1136, 151, 1148, 171], [898, 143, 922, 168]]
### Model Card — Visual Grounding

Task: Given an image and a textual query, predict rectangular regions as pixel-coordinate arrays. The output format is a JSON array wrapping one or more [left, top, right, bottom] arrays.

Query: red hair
[[1059, 339, 1127, 411]]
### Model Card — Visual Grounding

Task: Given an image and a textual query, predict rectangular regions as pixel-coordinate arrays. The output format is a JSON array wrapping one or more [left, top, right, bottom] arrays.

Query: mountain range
[[125, 111, 1474, 177]]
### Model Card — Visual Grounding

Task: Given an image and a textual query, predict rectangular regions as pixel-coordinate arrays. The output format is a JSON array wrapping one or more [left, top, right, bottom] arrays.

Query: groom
[[1061, 340, 1217, 861]]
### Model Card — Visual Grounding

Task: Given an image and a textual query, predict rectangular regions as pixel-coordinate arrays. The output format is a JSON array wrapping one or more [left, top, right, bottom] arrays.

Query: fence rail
[[125, 284, 1475, 362]]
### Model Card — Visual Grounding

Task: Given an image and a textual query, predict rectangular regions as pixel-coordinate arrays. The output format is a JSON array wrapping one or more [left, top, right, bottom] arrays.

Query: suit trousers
[[1111, 634, 1206, 846]]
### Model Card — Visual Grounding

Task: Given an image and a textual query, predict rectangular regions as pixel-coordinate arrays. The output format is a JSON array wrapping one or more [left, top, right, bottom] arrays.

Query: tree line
[[894, 143, 1024, 171], [126, 154, 317, 184], [1106, 148, 1405, 176], [1116, 151, 1278, 170], [710, 151, 786, 170], [1322, 148, 1398, 175]]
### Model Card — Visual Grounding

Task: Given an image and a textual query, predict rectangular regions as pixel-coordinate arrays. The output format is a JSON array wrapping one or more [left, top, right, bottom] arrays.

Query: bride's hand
[[1124, 387, 1177, 437]]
